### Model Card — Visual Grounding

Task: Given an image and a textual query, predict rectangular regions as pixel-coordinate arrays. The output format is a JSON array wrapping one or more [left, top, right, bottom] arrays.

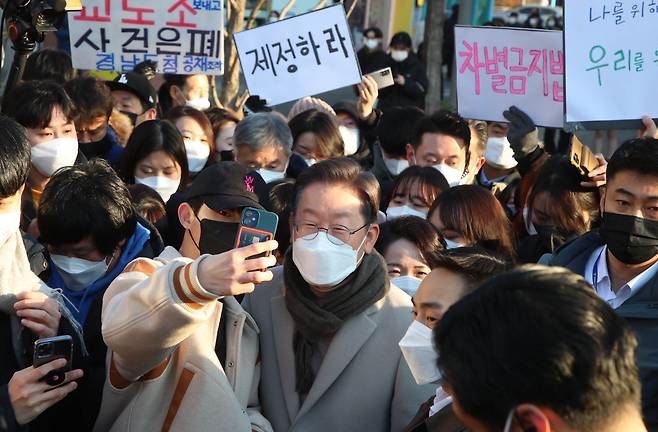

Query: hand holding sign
[[234, 5, 361, 107], [641, 116, 658, 139]]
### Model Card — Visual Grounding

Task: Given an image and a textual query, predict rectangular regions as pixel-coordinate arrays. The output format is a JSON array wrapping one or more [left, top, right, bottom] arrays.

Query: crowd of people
[[0, 26, 658, 432]]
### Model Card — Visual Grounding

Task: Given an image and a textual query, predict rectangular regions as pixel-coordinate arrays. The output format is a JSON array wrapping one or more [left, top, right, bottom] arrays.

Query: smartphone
[[367, 67, 395, 89], [33, 335, 73, 386], [569, 136, 599, 176], [235, 207, 279, 264]]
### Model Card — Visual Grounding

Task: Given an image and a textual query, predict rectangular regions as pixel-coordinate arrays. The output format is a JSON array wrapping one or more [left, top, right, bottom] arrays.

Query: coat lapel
[[295, 309, 378, 420], [270, 294, 300, 422]]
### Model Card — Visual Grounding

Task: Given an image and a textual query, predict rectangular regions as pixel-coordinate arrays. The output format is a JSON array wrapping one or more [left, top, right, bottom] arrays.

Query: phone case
[[235, 207, 279, 251], [33, 335, 73, 368], [368, 67, 394, 89]]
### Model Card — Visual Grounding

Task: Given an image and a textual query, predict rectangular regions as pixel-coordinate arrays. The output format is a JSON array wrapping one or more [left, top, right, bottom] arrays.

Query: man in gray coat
[[243, 158, 434, 431]]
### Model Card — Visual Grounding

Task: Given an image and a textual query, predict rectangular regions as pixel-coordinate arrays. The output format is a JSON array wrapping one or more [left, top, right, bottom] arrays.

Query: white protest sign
[[564, 2, 658, 122], [68, 0, 223, 75], [233, 4, 362, 106], [455, 26, 564, 128]]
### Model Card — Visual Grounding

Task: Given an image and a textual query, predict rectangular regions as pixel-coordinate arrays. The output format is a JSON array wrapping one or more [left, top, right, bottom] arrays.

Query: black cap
[[107, 72, 157, 109], [185, 162, 265, 212], [333, 101, 359, 122]]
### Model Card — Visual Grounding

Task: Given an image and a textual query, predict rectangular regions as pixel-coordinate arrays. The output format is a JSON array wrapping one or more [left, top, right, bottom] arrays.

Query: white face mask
[[444, 238, 465, 249], [485, 136, 517, 170], [399, 320, 441, 385], [391, 275, 423, 296], [433, 163, 465, 187], [339, 126, 360, 156], [258, 167, 286, 184], [186, 97, 211, 111], [184, 140, 210, 173], [0, 210, 20, 247], [292, 229, 368, 287], [391, 49, 409, 63], [303, 157, 317, 167], [523, 206, 537, 235], [50, 254, 109, 292], [383, 157, 409, 176], [364, 38, 379, 50], [386, 205, 428, 221], [31, 137, 79, 177], [135, 175, 180, 203]]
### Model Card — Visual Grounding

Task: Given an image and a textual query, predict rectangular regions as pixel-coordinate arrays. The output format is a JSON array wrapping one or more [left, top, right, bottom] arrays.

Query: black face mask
[[80, 134, 112, 159], [193, 218, 240, 255], [599, 212, 658, 264], [120, 110, 139, 126], [534, 224, 569, 252]]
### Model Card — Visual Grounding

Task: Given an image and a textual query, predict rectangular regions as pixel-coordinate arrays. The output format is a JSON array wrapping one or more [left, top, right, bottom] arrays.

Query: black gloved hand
[[244, 95, 272, 114], [503, 106, 540, 160]]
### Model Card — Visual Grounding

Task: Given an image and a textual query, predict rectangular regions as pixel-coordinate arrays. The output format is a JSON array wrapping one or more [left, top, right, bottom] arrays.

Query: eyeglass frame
[[293, 220, 371, 246]]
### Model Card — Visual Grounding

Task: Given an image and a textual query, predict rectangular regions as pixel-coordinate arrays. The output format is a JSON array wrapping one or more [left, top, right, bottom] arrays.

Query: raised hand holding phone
[[197, 239, 279, 298]]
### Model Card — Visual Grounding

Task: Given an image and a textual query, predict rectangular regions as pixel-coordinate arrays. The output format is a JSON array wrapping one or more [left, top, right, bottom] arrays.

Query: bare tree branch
[[246, 0, 267, 29], [346, 0, 358, 19], [209, 76, 223, 108], [237, 89, 250, 109], [279, 0, 298, 19], [312, 0, 326, 10]]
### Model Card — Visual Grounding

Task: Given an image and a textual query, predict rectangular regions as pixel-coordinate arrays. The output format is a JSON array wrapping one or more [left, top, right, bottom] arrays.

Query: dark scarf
[[284, 248, 389, 396]]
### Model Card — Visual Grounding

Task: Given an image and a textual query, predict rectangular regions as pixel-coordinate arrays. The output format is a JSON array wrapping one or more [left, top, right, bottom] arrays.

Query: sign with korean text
[[455, 26, 564, 128], [68, 0, 223, 75], [564, 1, 658, 122], [233, 4, 362, 106]]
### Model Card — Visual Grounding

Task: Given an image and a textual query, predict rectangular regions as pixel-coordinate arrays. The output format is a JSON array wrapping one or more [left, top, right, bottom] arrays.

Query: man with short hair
[[94, 162, 276, 431], [370, 106, 424, 184], [36, 159, 162, 430], [437, 266, 646, 432], [2, 80, 81, 226], [65, 77, 124, 164], [401, 248, 509, 432], [243, 157, 433, 431], [234, 112, 306, 182], [107, 71, 158, 126], [357, 26, 388, 74], [406, 111, 483, 187], [550, 137, 658, 427]]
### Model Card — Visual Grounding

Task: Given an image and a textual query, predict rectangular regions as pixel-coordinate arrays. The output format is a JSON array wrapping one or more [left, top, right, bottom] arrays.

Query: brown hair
[[292, 157, 380, 224], [64, 76, 113, 125], [386, 166, 450, 210], [289, 109, 344, 159], [165, 105, 216, 162], [204, 107, 242, 138], [429, 185, 516, 260], [526, 156, 600, 236]]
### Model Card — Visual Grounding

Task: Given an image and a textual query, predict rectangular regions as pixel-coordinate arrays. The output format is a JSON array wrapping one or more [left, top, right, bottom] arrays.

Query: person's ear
[[512, 404, 551, 432], [178, 202, 195, 230], [145, 108, 157, 121], [406, 143, 416, 165], [364, 224, 380, 254], [169, 84, 186, 105], [474, 155, 486, 172]]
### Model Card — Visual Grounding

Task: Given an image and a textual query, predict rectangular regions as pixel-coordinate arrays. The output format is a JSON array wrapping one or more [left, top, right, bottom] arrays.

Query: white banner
[[564, 1, 658, 122], [234, 4, 362, 106], [68, 0, 224, 75], [455, 26, 564, 128]]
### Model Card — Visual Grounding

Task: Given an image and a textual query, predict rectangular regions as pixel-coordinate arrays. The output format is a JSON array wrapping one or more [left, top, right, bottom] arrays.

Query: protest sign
[[233, 4, 362, 106], [455, 26, 564, 128], [68, 0, 223, 75], [564, 2, 658, 123]]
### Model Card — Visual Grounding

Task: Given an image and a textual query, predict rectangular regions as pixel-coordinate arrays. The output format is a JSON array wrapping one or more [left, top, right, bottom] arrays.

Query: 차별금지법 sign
[[564, 1, 658, 123], [455, 26, 564, 128], [68, 0, 224, 75], [233, 4, 362, 106]]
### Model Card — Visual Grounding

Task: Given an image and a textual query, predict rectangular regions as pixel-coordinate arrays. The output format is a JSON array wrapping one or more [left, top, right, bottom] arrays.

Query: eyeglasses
[[294, 221, 369, 246]]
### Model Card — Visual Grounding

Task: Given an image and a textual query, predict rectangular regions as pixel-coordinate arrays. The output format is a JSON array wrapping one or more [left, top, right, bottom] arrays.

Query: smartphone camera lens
[[243, 210, 259, 227], [38, 343, 53, 357]]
